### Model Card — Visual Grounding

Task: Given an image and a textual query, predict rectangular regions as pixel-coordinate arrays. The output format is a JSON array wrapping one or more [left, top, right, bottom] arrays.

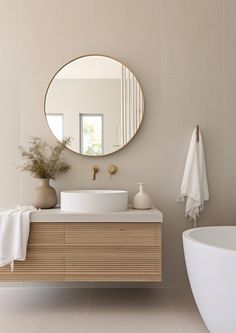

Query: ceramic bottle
[[133, 182, 152, 210]]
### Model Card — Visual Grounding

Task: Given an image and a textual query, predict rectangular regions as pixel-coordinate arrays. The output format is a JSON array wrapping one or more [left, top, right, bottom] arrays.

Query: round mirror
[[45, 55, 144, 156]]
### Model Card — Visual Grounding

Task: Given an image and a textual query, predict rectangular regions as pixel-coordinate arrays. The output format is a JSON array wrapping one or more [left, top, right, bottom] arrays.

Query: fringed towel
[[178, 129, 209, 226], [0, 205, 36, 271]]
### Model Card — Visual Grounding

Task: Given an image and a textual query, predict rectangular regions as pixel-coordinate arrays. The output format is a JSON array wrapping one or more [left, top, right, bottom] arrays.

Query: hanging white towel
[[178, 129, 209, 225], [0, 205, 36, 271]]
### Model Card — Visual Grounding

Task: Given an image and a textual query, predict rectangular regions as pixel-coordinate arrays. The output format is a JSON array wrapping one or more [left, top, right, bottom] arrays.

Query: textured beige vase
[[33, 178, 57, 209]]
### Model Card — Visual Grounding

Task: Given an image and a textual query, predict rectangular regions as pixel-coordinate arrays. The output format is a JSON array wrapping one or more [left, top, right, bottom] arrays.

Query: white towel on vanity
[[178, 129, 209, 225], [0, 205, 36, 271]]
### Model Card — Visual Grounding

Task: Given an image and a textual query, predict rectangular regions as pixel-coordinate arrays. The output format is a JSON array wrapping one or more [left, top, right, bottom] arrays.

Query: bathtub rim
[[183, 226, 236, 254]]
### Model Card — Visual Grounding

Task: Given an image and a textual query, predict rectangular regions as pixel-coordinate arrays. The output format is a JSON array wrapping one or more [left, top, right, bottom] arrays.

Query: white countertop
[[30, 206, 163, 223]]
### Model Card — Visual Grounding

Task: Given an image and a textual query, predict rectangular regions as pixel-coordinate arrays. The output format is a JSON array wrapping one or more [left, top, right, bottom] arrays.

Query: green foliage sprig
[[18, 137, 71, 179]]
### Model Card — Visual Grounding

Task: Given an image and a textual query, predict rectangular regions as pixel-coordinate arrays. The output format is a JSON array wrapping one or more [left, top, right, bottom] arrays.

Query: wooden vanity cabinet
[[0, 222, 162, 282]]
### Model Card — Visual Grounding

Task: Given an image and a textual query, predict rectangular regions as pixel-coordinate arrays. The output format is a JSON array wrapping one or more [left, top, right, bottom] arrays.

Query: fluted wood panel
[[28, 223, 64, 245], [0, 223, 65, 281], [65, 223, 161, 282], [65, 245, 161, 282], [0, 245, 64, 281], [0, 222, 162, 282], [65, 223, 161, 245]]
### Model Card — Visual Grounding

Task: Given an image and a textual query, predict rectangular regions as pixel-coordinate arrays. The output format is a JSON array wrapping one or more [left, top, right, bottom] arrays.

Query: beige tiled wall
[[0, 0, 235, 287]]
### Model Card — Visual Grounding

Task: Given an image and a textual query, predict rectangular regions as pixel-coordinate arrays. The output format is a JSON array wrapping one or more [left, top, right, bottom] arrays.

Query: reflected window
[[46, 114, 63, 141], [80, 114, 103, 155]]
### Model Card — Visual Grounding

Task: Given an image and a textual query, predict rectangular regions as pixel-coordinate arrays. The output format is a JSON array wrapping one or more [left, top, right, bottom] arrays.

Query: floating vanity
[[0, 207, 163, 282]]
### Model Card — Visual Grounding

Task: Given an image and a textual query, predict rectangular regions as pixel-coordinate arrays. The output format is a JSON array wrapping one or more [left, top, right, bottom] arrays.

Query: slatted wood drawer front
[[65, 223, 161, 246], [0, 222, 161, 282], [65, 223, 162, 282], [28, 223, 65, 245], [0, 223, 65, 281], [0, 246, 65, 281]]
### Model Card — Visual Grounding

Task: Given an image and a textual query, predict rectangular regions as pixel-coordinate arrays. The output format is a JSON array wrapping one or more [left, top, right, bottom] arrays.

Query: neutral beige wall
[[0, 0, 236, 287]]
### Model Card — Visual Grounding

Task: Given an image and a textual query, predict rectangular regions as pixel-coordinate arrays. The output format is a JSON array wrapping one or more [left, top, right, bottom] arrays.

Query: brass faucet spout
[[92, 166, 99, 180]]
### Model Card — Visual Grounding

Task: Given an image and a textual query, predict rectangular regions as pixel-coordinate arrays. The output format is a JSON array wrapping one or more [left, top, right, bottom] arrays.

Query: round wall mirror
[[44, 55, 144, 156]]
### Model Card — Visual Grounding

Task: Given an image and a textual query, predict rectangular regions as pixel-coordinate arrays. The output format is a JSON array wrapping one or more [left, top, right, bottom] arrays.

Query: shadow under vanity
[[0, 208, 163, 282]]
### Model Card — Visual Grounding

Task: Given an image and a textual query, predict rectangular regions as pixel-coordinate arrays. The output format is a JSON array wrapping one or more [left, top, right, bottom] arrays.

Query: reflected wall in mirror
[[45, 55, 144, 156]]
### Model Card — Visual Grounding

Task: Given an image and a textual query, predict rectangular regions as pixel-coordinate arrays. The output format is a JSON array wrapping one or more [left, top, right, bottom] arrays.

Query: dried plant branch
[[18, 137, 71, 179]]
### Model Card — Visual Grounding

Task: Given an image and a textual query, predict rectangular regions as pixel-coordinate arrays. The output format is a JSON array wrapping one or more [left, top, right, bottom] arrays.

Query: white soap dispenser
[[133, 183, 152, 210]]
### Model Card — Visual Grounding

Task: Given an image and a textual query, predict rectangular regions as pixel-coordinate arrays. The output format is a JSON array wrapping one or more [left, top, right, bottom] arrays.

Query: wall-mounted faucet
[[108, 165, 118, 179], [91, 166, 99, 180]]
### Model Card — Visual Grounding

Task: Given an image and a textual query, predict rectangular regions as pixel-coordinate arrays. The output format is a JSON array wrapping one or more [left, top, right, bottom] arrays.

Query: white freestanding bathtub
[[183, 226, 236, 333]]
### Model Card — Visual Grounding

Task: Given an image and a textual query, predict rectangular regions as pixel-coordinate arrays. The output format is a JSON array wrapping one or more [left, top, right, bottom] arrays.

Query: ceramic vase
[[133, 182, 152, 210], [33, 178, 57, 209]]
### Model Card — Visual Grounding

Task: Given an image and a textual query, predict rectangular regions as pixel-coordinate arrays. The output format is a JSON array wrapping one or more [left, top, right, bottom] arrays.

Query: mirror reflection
[[45, 55, 144, 156]]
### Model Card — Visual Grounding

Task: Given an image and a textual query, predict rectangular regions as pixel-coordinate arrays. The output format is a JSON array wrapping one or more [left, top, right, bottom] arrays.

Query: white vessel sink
[[61, 190, 128, 213]]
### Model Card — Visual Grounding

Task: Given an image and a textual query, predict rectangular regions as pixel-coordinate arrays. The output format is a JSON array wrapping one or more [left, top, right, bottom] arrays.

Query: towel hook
[[196, 125, 200, 142]]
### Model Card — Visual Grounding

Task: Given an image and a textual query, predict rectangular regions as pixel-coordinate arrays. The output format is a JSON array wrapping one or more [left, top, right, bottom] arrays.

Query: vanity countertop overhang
[[30, 206, 163, 223]]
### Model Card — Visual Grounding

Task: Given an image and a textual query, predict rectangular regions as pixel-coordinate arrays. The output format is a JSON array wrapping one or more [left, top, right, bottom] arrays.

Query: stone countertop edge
[[30, 206, 163, 223]]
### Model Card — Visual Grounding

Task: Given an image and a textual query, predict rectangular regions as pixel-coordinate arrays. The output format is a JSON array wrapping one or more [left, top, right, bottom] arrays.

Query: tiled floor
[[0, 287, 209, 333]]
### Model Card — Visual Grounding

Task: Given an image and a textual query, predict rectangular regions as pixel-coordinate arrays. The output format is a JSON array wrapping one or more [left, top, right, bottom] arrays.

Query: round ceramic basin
[[61, 190, 128, 213]]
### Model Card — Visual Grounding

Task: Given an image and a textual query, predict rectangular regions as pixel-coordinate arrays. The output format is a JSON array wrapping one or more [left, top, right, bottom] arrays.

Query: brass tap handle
[[108, 165, 118, 179], [92, 166, 99, 180]]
